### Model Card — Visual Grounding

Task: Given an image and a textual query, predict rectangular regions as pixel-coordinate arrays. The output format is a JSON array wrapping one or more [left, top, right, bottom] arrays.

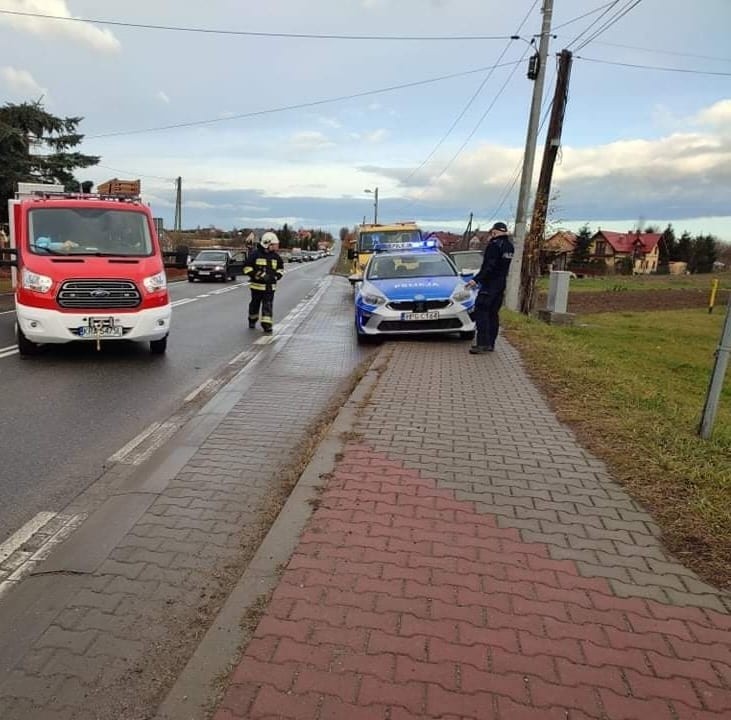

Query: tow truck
[[348, 221, 423, 282], [0, 181, 175, 356]]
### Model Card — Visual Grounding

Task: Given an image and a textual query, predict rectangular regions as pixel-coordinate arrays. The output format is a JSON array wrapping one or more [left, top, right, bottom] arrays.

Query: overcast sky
[[1, 0, 730, 238]]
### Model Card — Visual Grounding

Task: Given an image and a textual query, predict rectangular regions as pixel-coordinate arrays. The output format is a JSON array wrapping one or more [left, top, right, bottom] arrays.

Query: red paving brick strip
[[213, 439, 731, 719]]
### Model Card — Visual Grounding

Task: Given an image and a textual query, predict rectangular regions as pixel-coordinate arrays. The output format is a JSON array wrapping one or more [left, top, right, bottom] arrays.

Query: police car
[[354, 238, 477, 343]]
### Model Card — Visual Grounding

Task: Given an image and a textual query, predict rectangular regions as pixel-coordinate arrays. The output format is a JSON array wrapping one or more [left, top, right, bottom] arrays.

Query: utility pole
[[505, 0, 554, 311], [463, 212, 473, 250], [174, 176, 182, 232], [699, 293, 731, 439], [520, 48, 573, 315]]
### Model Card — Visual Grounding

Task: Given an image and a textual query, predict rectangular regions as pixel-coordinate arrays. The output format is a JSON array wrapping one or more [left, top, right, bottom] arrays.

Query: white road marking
[[184, 378, 216, 403], [228, 348, 256, 366], [107, 422, 162, 464], [0, 347, 18, 359], [171, 298, 197, 308], [0, 309, 14, 316], [0, 344, 16, 353], [0, 512, 56, 564], [125, 422, 179, 466], [0, 513, 86, 601], [254, 335, 275, 345]]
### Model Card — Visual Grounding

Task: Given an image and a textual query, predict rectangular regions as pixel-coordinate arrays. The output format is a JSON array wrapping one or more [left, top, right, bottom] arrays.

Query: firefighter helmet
[[260, 231, 279, 249]]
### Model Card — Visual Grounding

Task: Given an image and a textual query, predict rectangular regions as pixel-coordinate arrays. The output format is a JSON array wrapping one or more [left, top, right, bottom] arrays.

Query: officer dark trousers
[[475, 291, 504, 349], [248, 290, 274, 332]]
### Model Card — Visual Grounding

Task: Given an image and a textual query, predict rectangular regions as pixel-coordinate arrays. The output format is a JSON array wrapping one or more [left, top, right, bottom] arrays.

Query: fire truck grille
[[57, 280, 141, 309]]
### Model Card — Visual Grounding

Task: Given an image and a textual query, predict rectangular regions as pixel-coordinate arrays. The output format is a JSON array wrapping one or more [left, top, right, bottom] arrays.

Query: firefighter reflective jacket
[[244, 246, 284, 291]]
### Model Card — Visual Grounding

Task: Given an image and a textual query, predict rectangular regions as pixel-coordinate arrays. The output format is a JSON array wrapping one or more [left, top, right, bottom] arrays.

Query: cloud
[[288, 130, 335, 152], [0, 66, 47, 99], [156, 90, 171, 105], [695, 99, 731, 129], [363, 128, 389, 143], [0, 0, 120, 53]]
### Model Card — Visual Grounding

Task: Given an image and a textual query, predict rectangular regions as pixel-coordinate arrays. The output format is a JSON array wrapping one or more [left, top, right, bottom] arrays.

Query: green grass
[[504, 308, 731, 589], [537, 271, 731, 294]]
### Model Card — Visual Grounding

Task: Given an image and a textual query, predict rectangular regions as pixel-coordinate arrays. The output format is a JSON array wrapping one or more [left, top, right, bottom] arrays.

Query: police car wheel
[[459, 330, 476, 341]]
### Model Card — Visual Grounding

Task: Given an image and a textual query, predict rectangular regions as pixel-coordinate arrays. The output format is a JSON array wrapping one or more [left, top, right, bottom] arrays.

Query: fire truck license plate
[[79, 319, 124, 338], [401, 311, 440, 321]]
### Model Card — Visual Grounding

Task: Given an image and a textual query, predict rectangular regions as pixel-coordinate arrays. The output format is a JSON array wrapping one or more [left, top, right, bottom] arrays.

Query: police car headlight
[[214, 265, 224, 271], [451, 286, 473, 302], [362, 292, 386, 306]]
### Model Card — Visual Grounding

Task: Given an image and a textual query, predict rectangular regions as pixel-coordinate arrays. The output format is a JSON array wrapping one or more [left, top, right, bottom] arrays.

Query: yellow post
[[709, 278, 719, 314]]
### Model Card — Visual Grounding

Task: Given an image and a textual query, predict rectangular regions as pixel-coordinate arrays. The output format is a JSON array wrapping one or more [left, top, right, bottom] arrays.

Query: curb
[[155, 357, 383, 720]]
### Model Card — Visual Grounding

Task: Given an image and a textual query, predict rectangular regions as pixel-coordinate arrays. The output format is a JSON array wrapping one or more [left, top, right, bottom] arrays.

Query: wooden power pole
[[520, 49, 573, 315], [174, 176, 182, 232]]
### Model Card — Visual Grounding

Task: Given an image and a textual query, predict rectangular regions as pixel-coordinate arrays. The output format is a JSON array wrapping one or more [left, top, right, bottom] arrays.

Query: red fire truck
[[0, 181, 171, 355]]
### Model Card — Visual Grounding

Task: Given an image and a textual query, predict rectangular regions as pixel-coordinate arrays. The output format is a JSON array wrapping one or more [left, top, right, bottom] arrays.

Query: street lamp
[[364, 187, 379, 224]]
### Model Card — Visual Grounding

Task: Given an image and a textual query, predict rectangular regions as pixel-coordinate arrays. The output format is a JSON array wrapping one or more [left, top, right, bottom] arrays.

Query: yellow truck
[[348, 222, 422, 280]]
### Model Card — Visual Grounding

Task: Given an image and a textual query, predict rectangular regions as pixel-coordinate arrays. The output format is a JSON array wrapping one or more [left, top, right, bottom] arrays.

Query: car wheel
[[459, 330, 476, 341], [150, 336, 168, 355], [187, 277, 194, 282], [16, 324, 40, 356]]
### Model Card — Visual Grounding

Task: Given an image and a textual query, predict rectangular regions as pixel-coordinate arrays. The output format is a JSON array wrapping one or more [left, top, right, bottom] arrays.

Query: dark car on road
[[187, 249, 245, 282]]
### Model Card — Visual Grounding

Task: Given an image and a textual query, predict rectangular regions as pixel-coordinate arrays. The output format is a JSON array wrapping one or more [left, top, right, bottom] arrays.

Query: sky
[[1, 0, 730, 239]]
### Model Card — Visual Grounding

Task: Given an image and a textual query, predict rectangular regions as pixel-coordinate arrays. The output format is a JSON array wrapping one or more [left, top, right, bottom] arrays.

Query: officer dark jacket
[[244, 245, 284, 292], [473, 233, 514, 294]]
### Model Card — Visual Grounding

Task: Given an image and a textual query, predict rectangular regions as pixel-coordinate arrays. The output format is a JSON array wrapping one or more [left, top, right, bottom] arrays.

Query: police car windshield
[[28, 208, 153, 257], [367, 252, 456, 280], [359, 230, 420, 252]]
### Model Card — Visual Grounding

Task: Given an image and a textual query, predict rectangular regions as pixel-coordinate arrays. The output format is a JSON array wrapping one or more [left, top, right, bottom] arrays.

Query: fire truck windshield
[[28, 208, 153, 257]]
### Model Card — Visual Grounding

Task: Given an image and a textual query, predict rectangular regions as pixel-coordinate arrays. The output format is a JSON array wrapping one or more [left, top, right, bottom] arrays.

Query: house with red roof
[[591, 230, 661, 274]]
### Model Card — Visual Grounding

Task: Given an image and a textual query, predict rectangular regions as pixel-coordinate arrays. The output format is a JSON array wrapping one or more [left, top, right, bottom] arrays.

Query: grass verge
[[537, 271, 731, 293], [503, 308, 731, 589]]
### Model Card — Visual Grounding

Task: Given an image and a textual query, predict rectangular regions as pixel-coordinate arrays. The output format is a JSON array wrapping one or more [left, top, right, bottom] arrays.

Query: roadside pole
[[699, 293, 731, 439], [505, 0, 554, 311], [520, 48, 573, 315]]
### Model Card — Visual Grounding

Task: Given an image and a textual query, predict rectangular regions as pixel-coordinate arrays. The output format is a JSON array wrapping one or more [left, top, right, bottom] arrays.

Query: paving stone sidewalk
[[215, 340, 731, 720], [0, 277, 371, 720]]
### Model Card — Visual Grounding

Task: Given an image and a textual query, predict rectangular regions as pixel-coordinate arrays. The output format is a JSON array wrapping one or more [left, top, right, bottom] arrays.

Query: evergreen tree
[[0, 101, 99, 223], [658, 223, 676, 270], [677, 231, 693, 265], [570, 224, 592, 266]]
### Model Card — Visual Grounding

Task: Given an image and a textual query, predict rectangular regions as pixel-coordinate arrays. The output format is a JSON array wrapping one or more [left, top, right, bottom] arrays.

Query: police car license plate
[[401, 311, 439, 321], [198, 270, 210, 275], [79, 318, 123, 338]]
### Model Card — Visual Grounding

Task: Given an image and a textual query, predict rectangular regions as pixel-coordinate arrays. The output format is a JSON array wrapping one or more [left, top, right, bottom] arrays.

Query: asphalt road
[[0, 258, 335, 544]]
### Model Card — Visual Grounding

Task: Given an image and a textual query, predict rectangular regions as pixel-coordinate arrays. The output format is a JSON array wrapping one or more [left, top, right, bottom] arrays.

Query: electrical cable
[[401, 0, 540, 187], [0, 8, 516, 41], [85, 59, 523, 139], [575, 56, 731, 77], [573, 0, 644, 53], [565, 0, 619, 49], [552, 2, 617, 31], [579, 41, 731, 64]]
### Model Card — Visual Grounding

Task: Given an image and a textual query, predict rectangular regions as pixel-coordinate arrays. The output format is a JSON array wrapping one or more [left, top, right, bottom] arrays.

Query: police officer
[[244, 231, 284, 334], [466, 221, 514, 354]]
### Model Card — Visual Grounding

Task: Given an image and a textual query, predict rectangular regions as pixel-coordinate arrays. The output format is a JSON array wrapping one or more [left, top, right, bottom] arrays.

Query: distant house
[[591, 230, 661, 274], [432, 231, 463, 251], [542, 231, 576, 271]]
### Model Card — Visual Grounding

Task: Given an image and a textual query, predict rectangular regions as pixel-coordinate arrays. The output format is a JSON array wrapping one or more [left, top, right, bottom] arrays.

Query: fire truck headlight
[[22, 268, 53, 293], [143, 271, 167, 293]]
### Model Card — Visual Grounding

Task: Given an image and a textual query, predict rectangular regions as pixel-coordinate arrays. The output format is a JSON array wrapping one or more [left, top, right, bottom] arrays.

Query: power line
[[576, 55, 731, 77], [566, 0, 619, 49], [552, 2, 617, 31], [401, 0, 540, 187], [0, 9, 515, 41], [573, 0, 644, 53], [401, 45, 532, 213], [96, 164, 174, 182], [85, 59, 522, 140], [585, 41, 731, 64]]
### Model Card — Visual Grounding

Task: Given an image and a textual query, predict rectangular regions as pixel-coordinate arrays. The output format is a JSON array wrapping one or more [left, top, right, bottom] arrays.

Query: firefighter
[[244, 231, 284, 334]]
